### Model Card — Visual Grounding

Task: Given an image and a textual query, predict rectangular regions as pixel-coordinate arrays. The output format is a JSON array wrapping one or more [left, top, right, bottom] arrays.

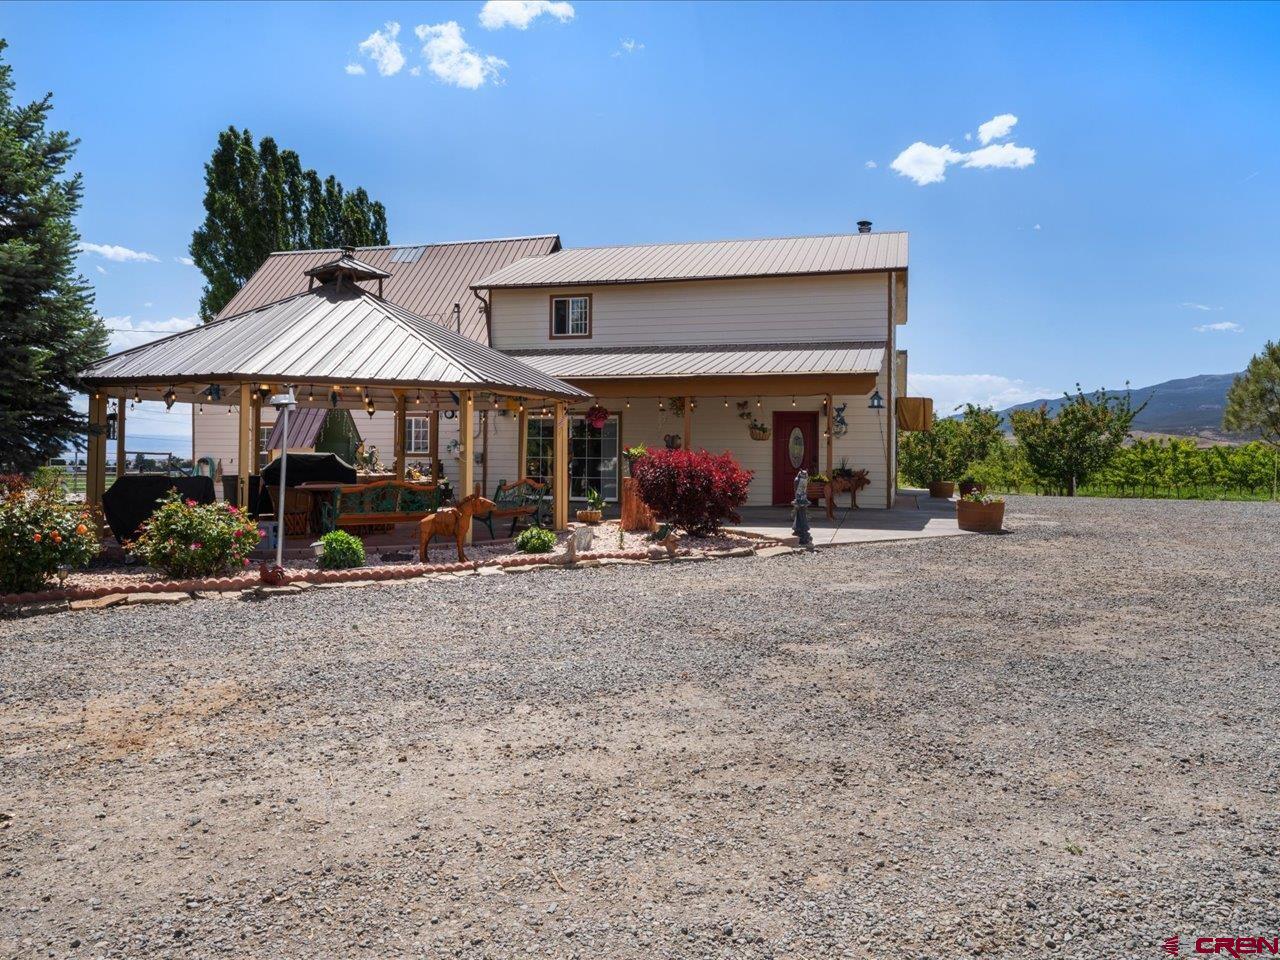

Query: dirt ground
[[2, 495, 1277, 959]]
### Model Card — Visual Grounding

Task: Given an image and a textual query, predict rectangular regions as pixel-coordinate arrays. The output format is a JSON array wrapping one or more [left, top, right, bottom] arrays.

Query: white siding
[[491, 273, 889, 350]]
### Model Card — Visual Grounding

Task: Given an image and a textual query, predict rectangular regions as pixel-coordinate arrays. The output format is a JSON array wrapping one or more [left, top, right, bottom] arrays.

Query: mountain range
[[995, 372, 1244, 440]]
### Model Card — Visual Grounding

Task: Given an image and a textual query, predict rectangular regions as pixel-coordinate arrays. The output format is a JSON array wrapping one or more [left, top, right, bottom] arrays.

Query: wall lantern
[[163, 388, 178, 410], [868, 390, 885, 411]]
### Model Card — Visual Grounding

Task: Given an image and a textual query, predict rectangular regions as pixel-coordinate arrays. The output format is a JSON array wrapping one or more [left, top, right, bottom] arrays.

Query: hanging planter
[[748, 420, 771, 441], [584, 404, 609, 430]]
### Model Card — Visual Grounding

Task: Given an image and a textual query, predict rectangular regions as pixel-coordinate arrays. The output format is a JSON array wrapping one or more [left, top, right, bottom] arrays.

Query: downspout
[[471, 288, 492, 346]]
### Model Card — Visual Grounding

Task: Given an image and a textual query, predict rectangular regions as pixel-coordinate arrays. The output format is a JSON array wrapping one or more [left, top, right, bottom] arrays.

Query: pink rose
[[242, 558, 250, 566], [233, 529, 244, 539], [185, 499, 197, 507]]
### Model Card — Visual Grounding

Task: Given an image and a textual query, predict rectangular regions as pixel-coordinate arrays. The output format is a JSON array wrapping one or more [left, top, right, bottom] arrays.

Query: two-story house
[[191, 226, 908, 511]]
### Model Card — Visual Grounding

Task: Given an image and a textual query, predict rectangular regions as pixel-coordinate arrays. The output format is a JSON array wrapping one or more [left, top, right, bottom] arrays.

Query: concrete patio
[[726, 488, 969, 546]]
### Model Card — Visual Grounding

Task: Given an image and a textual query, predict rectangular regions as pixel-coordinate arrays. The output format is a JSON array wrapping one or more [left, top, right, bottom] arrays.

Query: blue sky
[[3, 0, 1278, 451]]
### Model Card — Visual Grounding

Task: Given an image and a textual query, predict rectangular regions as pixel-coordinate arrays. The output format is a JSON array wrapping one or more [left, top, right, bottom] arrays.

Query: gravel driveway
[[2, 495, 1278, 959]]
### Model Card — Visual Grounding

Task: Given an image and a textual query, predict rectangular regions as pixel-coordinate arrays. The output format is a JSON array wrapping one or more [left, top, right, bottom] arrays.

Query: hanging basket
[[749, 423, 771, 441], [584, 404, 609, 430]]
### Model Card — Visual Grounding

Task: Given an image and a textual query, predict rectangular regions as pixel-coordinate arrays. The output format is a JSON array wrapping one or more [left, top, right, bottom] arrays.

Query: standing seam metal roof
[[504, 341, 887, 379], [470, 232, 907, 289]]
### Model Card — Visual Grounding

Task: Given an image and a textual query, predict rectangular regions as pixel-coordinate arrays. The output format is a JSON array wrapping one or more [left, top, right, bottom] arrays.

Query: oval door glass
[[788, 427, 806, 469]]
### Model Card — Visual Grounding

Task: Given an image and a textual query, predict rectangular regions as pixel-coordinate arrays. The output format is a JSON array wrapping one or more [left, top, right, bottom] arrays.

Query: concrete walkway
[[727, 488, 969, 546]]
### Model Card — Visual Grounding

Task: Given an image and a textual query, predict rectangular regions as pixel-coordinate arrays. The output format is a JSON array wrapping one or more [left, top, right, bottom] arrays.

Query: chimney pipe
[[857, 220, 872, 234]]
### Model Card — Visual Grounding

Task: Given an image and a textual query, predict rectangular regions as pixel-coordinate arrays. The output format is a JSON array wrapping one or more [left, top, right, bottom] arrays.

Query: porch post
[[250, 390, 262, 479], [683, 396, 693, 451], [458, 390, 474, 543], [553, 400, 568, 530], [393, 390, 407, 480], [429, 410, 441, 481], [237, 383, 253, 508], [115, 397, 127, 479], [86, 393, 108, 509], [825, 393, 834, 476], [517, 407, 528, 480]]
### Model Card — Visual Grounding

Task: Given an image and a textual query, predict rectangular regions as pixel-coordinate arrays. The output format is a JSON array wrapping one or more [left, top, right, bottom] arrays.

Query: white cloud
[[345, 63, 366, 76], [102, 315, 199, 353], [890, 142, 965, 186], [174, 256, 195, 267], [1181, 302, 1221, 311], [479, 0, 575, 30], [976, 113, 1018, 145], [95, 265, 107, 275], [890, 115, 1035, 186], [613, 37, 644, 57], [414, 22, 506, 89], [864, 160, 877, 169], [358, 21, 406, 76], [909, 373, 1051, 412], [80, 242, 159, 263], [1194, 321, 1243, 333], [962, 142, 1036, 170]]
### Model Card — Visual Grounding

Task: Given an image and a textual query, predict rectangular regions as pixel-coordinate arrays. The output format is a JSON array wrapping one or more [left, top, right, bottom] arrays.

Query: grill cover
[[102, 475, 217, 544]]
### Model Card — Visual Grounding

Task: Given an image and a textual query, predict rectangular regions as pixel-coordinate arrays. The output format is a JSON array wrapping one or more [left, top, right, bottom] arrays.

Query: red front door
[[772, 411, 819, 505]]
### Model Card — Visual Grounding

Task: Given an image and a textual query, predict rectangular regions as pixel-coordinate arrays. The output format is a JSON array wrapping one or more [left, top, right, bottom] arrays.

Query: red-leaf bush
[[632, 448, 753, 536]]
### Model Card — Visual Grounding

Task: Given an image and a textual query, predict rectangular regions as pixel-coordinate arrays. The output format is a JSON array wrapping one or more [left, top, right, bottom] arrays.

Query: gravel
[[2, 494, 1278, 958]]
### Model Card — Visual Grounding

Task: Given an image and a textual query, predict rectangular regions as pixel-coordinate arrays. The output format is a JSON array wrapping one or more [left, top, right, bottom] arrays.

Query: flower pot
[[928, 481, 956, 499], [575, 509, 603, 525], [956, 499, 1005, 533], [748, 424, 771, 441], [806, 482, 828, 504], [959, 481, 985, 497]]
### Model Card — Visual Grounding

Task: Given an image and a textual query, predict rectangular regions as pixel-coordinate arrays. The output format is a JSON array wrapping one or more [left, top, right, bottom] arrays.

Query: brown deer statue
[[418, 494, 496, 563]]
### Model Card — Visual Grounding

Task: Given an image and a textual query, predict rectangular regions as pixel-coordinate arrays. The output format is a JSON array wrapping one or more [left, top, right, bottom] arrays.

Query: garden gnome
[[792, 469, 814, 550]]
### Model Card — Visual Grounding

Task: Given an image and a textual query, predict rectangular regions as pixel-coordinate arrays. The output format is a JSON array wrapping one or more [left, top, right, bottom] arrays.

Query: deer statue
[[418, 494, 496, 563]]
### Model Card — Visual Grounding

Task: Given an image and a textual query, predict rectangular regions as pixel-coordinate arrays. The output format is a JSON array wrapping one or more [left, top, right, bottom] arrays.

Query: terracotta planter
[[956, 499, 1005, 533], [806, 482, 828, 502], [959, 481, 985, 497], [928, 481, 956, 499], [575, 509, 603, 524]]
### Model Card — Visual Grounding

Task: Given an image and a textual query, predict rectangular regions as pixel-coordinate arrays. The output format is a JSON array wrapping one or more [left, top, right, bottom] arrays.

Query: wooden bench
[[318, 480, 448, 534], [476, 478, 549, 539]]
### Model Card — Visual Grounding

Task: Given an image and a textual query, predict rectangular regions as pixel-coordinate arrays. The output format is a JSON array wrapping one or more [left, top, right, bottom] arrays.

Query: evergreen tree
[[0, 40, 107, 473], [189, 127, 389, 320], [1224, 341, 1280, 448]]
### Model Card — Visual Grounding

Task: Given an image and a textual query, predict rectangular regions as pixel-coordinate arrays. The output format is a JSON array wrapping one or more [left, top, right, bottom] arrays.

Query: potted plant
[[958, 473, 986, 497], [623, 443, 648, 477], [575, 486, 605, 524], [806, 472, 830, 504], [956, 490, 1005, 533]]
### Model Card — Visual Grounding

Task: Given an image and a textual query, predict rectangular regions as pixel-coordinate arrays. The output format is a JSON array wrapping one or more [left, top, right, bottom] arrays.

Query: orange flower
[[76, 523, 88, 535], [32, 533, 41, 543], [52, 532, 62, 544]]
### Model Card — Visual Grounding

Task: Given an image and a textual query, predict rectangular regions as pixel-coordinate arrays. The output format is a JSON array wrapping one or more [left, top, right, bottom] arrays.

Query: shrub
[[317, 529, 365, 569], [515, 525, 556, 554], [632, 448, 752, 536], [130, 491, 261, 578], [0, 473, 100, 593]]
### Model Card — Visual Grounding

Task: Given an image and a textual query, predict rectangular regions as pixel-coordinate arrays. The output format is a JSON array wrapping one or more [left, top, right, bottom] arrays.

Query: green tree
[[189, 127, 390, 321], [1224, 341, 1280, 448], [954, 404, 1003, 479], [1010, 386, 1143, 495], [0, 41, 107, 473]]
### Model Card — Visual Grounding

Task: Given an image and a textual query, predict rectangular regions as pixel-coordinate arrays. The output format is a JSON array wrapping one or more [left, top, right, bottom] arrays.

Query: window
[[550, 295, 591, 338], [257, 420, 275, 470], [405, 416, 431, 455], [524, 412, 620, 502]]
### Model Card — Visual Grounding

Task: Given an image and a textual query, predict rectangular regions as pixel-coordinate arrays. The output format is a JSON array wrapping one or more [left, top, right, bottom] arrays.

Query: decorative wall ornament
[[833, 402, 849, 438], [666, 396, 686, 416]]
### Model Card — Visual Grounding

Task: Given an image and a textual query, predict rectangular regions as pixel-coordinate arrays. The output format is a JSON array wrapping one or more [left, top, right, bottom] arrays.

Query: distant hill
[[995, 372, 1245, 441]]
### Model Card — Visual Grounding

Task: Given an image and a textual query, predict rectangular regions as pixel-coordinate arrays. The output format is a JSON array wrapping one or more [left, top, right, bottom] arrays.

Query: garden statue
[[792, 469, 814, 549]]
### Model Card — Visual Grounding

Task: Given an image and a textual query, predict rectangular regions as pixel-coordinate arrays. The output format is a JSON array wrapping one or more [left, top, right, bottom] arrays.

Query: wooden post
[[393, 391, 407, 480], [115, 397, 127, 479], [457, 390, 474, 543], [481, 409, 489, 495], [517, 407, 529, 480], [683, 396, 693, 451], [825, 393, 834, 476], [86, 393, 108, 509], [250, 390, 262, 478], [553, 400, 568, 530], [429, 410, 441, 481], [237, 383, 253, 509]]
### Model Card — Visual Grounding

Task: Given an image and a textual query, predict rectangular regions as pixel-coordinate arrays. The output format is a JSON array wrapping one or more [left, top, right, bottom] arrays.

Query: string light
[[658, 398, 665, 412], [625, 398, 631, 409], [723, 396, 728, 408], [133, 387, 140, 404], [791, 396, 796, 407], [414, 389, 422, 405], [198, 403, 204, 415], [308, 385, 315, 402], [756, 397, 762, 408]]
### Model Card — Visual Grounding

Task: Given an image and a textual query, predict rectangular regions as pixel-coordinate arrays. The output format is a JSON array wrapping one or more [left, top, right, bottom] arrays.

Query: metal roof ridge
[[264, 234, 562, 257], [544, 231, 908, 254]]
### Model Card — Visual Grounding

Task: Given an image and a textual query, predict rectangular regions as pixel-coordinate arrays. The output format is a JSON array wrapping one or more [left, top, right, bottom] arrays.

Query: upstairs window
[[550, 295, 591, 338]]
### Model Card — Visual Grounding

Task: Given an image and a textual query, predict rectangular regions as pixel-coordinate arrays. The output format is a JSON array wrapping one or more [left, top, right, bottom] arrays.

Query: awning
[[505, 341, 885, 379], [265, 406, 327, 450]]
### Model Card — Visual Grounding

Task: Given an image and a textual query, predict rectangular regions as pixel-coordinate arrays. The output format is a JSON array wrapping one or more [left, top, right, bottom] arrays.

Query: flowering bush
[[0, 473, 100, 594], [515, 525, 556, 553], [632, 448, 753, 536], [130, 491, 261, 578], [317, 529, 365, 570]]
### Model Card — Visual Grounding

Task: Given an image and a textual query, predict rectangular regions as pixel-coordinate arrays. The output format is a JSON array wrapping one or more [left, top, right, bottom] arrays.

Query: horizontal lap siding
[[491, 274, 888, 350]]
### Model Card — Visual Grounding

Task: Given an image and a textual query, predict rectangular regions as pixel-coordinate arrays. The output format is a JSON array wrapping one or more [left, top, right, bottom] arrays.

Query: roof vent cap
[[857, 220, 873, 234]]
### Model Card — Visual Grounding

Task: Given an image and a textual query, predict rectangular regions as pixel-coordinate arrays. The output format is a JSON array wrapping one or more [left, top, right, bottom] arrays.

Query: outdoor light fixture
[[268, 386, 298, 571], [791, 396, 796, 407], [625, 398, 631, 409], [868, 390, 885, 410], [132, 387, 140, 404], [198, 404, 204, 415], [163, 388, 177, 410], [723, 397, 728, 408], [756, 397, 762, 408], [414, 390, 422, 405]]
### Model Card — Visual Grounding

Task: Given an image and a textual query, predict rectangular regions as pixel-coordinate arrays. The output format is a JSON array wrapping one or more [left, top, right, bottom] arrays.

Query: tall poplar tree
[[189, 127, 389, 321], [0, 40, 107, 473]]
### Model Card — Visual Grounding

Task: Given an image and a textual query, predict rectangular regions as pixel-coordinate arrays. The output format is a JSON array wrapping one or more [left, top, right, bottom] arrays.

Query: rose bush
[[631, 448, 752, 536], [0, 473, 100, 594], [130, 491, 261, 578]]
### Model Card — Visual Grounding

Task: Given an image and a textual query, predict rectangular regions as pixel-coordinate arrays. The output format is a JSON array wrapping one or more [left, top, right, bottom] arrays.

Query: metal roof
[[83, 283, 589, 400], [264, 406, 327, 449], [218, 235, 561, 344], [505, 341, 886, 379], [304, 250, 391, 283], [472, 232, 908, 289]]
